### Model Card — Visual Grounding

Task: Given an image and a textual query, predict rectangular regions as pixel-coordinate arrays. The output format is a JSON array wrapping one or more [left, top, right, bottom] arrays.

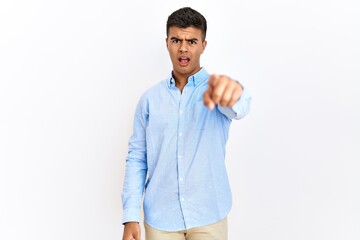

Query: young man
[[122, 7, 251, 240]]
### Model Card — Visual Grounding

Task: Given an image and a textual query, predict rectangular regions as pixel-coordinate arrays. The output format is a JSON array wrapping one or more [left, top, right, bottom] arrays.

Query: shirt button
[[181, 197, 185, 201], [179, 132, 182, 136], [179, 177, 183, 182], [178, 155, 182, 159], [179, 110, 183, 114]]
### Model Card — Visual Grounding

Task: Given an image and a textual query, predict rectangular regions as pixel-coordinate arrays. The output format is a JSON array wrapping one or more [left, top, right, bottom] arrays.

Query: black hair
[[166, 7, 207, 40]]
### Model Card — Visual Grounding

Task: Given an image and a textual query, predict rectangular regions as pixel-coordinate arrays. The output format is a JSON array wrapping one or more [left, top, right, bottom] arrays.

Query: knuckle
[[219, 101, 227, 107], [213, 92, 219, 98], [222, 96, 231, 103], [232, 95, 239, 102], [213, 92, 221, 98]]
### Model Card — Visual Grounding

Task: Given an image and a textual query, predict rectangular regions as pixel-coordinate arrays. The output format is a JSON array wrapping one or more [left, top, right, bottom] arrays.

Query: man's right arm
[[121, 97, 148, 240]]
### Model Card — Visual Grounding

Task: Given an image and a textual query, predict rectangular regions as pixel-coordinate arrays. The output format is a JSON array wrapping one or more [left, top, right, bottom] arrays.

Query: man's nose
[[179, 41, 188, 52]]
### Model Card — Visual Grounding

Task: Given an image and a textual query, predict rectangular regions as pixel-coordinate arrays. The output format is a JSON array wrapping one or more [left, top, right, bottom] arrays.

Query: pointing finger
[[203, 87, 215, 110]]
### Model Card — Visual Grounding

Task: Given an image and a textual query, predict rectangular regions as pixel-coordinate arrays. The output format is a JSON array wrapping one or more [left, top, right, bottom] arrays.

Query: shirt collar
[[167, 68, 208, 88]]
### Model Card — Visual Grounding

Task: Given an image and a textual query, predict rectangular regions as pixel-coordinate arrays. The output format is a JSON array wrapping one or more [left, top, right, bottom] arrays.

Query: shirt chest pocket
[[190, 101, 208, 130]]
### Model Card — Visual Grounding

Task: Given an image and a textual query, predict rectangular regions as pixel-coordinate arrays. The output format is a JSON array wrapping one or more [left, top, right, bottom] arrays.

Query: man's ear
[[165, 37, 168, 48], [202, 40, 207, 53]]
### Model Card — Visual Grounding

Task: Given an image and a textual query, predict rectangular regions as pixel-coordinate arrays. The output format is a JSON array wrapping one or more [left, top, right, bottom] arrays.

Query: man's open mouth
[[179, 57, 190, 65]]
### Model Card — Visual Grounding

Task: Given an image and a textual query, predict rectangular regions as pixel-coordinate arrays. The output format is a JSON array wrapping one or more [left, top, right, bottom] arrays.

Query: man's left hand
[[203, 74, 243, 110]]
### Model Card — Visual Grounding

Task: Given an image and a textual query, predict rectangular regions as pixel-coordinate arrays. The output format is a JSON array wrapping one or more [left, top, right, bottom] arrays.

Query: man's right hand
[[122, 222, 141, 240]]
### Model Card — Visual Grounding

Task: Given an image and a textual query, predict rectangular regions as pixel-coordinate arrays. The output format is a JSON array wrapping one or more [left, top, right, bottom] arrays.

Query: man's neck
[[174, 76, 188, 92], [172, 68, 202, 92]]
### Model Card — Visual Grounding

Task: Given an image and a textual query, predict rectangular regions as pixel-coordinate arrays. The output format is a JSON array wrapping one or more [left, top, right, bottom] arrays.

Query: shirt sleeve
[[121, 96, 148, 224], [217, 85, 252, 120]]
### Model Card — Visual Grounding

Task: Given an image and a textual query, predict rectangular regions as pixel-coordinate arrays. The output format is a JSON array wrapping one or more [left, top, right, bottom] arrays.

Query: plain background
[[1, 0, 359, 239]]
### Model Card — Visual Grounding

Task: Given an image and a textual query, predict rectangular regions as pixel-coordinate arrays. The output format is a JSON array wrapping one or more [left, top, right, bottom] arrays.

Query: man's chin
[[173, 66, 195, 76]]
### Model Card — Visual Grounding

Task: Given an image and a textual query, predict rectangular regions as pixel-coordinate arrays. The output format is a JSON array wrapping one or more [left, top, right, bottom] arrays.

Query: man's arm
[[121, 97, 148, 240], [122, 222, 141, 240], [203, 74, 252, 119]]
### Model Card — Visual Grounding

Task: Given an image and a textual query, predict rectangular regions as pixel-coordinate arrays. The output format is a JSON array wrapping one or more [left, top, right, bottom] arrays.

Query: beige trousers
[[144, 218, 228, 240]]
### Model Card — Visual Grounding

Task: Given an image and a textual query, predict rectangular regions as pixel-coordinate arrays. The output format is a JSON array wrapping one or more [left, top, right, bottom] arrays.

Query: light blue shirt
[[122, 68, 252, 231]]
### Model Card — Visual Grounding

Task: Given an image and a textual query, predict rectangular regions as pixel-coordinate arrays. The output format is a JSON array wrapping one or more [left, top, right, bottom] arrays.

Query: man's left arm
[[203, 74, 252, 119]]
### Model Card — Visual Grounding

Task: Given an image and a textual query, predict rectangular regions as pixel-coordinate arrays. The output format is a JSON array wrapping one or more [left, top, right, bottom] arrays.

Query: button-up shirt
[[121, 68, 252, 231]]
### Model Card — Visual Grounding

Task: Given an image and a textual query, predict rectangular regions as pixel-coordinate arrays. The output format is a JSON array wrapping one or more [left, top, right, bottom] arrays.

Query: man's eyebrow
[[186, 38, 199, 42], [170, 37, 199, 41]]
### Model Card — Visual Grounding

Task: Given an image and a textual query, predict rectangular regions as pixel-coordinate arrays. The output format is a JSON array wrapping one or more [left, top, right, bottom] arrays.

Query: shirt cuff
[[234, 85, 251, 116], [122, 207, 141, 224]]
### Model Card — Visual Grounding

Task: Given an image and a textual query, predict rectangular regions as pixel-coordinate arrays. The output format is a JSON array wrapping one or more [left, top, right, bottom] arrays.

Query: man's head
[[166, 7, 207, 41], [166, 7, 208, 81]]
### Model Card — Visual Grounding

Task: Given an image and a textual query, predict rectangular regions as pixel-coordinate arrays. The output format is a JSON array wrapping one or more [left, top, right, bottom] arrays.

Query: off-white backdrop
[[1, 0, 359, 239]]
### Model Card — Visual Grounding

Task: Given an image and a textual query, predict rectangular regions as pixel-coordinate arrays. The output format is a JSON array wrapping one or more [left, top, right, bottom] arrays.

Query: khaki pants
[[144, 218, 228, 240]]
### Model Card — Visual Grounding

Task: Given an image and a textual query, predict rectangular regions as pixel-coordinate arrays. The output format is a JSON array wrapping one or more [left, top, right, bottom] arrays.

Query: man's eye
[[172, 39, 180, 43], [189, 40, 197, 45]]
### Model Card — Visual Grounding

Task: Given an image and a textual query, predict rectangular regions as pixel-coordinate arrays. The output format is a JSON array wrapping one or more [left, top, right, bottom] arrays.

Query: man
[[122, 7, 251, 240]]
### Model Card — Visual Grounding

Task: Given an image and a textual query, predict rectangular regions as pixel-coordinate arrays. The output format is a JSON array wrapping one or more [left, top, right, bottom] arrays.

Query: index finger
[[203, 85, 215, 110]]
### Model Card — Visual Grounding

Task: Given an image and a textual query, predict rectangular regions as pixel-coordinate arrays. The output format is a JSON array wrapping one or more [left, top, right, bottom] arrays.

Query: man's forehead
[[168, 26, 202, 39]]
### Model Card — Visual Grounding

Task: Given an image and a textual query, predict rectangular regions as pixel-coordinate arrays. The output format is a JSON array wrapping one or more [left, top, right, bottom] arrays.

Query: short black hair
[[166, 7, 207, 40]]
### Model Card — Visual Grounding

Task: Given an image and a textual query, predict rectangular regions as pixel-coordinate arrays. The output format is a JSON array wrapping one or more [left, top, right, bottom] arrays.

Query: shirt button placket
[[177, 89, 187, 225]]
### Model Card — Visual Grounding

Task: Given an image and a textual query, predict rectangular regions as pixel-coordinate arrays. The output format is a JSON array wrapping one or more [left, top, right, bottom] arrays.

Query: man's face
[[166, 26, 207, 79]]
